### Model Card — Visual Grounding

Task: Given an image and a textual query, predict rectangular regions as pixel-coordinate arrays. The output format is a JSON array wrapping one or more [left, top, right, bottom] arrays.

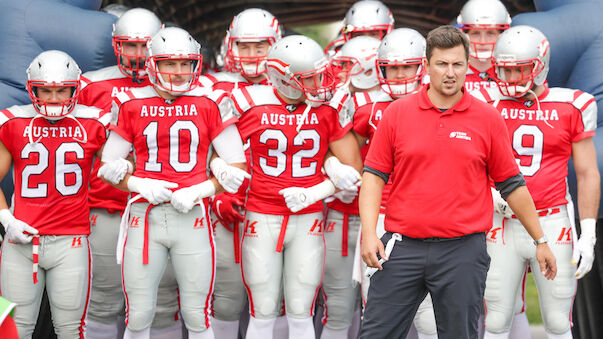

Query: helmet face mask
[[333, 36, 380, 90], [227, 8, 282, 77], [457, 0, 511, 60], [377, 59, 424, 97], [146, 27, 203, 96], [292, 64, 336, 102], [492, 25, 550, 98], [113, 38, 149, 77], [464, 28, 505, 60], [228, 40, 273, 77], [27, 50, 81, 119], [111, 8, 162, 78], [376, 28, 426, 97], [331, 56, 362, 87]]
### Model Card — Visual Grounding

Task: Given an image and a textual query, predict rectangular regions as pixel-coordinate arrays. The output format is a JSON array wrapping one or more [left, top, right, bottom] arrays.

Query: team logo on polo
[[449, 131, 472, 141]]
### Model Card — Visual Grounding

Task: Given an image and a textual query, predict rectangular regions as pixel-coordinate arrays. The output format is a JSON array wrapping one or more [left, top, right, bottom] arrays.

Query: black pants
[[360, 232, 490, 339]]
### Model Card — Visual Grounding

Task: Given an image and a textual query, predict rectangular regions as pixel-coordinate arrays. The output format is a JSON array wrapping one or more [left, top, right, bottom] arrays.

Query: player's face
[[385, 64, 419, 81], [426, 45, 467, 97], [350, 29, 384, 40], [120, 40, 148, 70], [333, 60, 355, 84], [501, 64, 533, 85], [36, 86, 73, 103], [300, 72, 324, 90], [466, 29, 501, 53], [236, 41, 270, 58], [157, 59, 193, 86]]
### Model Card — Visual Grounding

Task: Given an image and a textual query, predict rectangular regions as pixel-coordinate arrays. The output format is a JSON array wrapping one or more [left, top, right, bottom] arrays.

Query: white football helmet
[[376, 28, 426, 97], [27, 50, 81, 119], [112, 8, 162, 78], [227, 8, 282, 77], [332, 36, 380, 90], [342, 0, 394, 41], [266, 35, 336, 103], [325, 32, 345, 61], [457, 0, 511, 60], [146, 27, 202, 95], [492, 25, 550, 97]]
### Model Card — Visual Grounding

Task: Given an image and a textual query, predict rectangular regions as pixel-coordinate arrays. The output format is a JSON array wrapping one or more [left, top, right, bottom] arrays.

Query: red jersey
[[110, 86, 237, 188], [350, 89, 396, 214], [474, 86, 597, 209], [199, 71, 269, 95], [464, 65, 497, 93], [232, 85, 352, 215], [80, 65, 151, 212], [0, 104, 108, 235], [364, 85, 520, 238]]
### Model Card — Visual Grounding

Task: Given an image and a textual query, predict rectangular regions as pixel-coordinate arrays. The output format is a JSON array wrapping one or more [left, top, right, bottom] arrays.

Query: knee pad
[[180, 306, 209, 333], [484, 310, 513, 334], [542, 311, 571, 335], [413, 309, 437, 335], [126, 301, 155, 331], [213, 294, 247, 321]]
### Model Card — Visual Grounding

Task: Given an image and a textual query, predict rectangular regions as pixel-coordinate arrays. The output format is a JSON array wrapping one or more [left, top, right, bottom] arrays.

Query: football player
[[99, 27, 248, 339], [78, 9, 182, 338], [230, 35, 362, 339], [457, 0, 511, 92], [475, 26, 600, 339], [0, 50, 109, 338], [341, 0, 394, 41]]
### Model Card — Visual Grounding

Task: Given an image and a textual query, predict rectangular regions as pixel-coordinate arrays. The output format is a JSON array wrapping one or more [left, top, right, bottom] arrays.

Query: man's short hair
[[426, 25, 470, 62]]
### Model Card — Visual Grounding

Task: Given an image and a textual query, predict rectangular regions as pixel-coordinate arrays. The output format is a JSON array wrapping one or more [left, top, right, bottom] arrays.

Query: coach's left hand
[[362, 232, 386, 270], [536, 243, 557, 280]]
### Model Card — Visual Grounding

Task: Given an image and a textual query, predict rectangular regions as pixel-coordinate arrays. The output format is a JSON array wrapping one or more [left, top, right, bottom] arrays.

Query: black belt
[[391, 232, 480, 242]]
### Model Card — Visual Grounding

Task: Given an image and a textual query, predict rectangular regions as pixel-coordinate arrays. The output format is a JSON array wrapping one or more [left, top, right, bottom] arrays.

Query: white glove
[[171, 181, 216, 213], [491, 187, 513, 218], [127, 176, 178, 205], [573, 218, 596, 279], [0, 209, 38, 244], [324, 156, 361, 190], [279, 180, 336, 213], [333, 184, 359, 204], [98, 158, 133, 185], [210, 157, 251, 194]]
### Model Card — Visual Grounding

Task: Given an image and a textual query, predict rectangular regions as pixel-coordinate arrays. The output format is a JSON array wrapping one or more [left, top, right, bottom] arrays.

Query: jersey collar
[[418, 84, 472, 114]]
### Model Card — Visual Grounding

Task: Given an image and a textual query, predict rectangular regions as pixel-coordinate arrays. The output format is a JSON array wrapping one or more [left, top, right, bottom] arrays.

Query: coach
[[358, 25, 557, 339]]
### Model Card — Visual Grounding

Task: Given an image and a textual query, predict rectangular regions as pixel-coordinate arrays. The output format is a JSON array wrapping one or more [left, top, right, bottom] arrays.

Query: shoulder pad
[[547, 88, 598, 132], [115, 86, 157, 106], [328, 88, 351, 111], [81, 66, 123, 89], [0, 104, 36, 125], [185, 86, 212, 97], [72, 105, 111, 125], [231, 85, 280, 114], [213, 71, 246, 83], [470, 87, 500, 104]]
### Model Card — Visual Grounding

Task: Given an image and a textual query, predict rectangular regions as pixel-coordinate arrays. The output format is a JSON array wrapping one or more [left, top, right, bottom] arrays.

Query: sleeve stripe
[[0, 109, 14, 119], [579, 97, 596, 113], [355, 93, 367, 107], [241, 87, 255, 107], [573, 92, 592, 110]]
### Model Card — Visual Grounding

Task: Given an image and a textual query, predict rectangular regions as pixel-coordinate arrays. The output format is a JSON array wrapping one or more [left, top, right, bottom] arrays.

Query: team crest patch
[[164, 99, 175, 105], [479, 72, 489, 80], [523, 100, 535, 108], [285, 104, 297, 113]]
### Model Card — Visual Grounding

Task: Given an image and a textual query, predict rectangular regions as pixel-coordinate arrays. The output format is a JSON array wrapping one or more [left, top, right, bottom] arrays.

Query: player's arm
[[0, 140, 38, 243], [354, 131, 368, 149], [210, 124, 249, 194], [571, 136, 600, 278], [99, 131, 133, 192], [328, 131, 363, 173], [323, 131, 364, 192], [0, 141, 12, 210]]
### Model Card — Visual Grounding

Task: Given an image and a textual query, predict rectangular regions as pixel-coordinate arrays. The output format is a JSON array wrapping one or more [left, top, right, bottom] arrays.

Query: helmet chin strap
[[526, 88, 552, 129]]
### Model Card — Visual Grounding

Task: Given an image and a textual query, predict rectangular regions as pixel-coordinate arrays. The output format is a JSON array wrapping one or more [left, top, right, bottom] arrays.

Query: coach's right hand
[[536, 242, 557, 280], [362, 232, 386, 270]]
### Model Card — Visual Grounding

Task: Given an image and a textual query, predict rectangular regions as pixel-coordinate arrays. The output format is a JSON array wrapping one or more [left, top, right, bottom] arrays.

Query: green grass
[[525, 273, 543, 324]]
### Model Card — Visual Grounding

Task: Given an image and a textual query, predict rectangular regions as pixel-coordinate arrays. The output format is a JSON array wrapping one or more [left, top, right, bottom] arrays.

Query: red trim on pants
[[342, 213, 349, 257], [240, 223, 255, 317], [79, 237, 92, 339], [143, 204, 154, 265], [204, 199, 216, 329], [234, 221, 241, 263], [276, 215, 289, 252]]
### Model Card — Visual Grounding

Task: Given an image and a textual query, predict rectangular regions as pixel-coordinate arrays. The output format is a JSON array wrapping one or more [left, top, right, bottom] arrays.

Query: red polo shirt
[[364, 84, 520, 238]]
